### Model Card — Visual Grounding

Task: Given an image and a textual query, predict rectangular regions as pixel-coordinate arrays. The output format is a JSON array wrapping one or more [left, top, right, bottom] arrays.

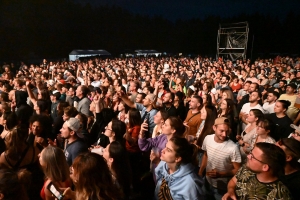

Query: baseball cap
[[214, 117, 230, 126], [66, 118, 84, 138], [50, 90, 61, 99]]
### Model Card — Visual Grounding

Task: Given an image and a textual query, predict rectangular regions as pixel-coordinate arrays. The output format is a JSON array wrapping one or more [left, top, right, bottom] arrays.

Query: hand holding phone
[[47, 182, 64, 200]]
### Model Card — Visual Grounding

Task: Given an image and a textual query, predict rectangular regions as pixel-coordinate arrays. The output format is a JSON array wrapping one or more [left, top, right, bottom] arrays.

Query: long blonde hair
[[41, 146, 69, 182]]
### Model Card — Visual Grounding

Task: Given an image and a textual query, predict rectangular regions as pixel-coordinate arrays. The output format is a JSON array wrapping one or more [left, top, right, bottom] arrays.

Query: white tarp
[[69, 49, 111, 61]]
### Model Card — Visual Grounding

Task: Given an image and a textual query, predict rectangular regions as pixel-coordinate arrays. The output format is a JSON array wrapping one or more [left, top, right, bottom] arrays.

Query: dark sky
[[79, 0, 300, 20]]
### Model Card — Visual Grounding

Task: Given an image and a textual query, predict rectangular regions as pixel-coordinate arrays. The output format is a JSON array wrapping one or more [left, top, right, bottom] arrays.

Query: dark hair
[[0, 168, 29, 200], [175, 91, 185, 103], [128, 108, 142, 128], [251, 82, 259, 91], [2, 111, 18, 130], [166, 91, 175, 103], [277, 100, 291, 111], [80, 85, 90, 97], [137, 92, 146, 100], [77, 113, 88, 130], [158, 109, 169, 121], [72, 152, 121, 200], [280, 138, 300, 163], [167, 116, 185, 137], [108, 141, 132, 198], [257, 119, 272, 132], [249, 108, 263, 121], [170, 137, 197, 166], [196, 106, 217, 147], [192, 95, 203, 109], [63, 106, 79, 117], [57, 102, 69, 116], [0, 92, 9, 102], [36, 99, 49, 113], [256, 143, 286, 176], [111, 118, 126, 144], [203, 93, 213, 107], [268, 91, 280, 99], [252, 91, 262, 99]]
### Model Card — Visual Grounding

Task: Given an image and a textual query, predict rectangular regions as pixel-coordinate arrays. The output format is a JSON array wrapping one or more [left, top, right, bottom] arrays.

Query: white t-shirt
[[262, 102, 275, 114], [240, 103, 265, 129], [91, 81, 101, 87], [202, 134, 241, 190]]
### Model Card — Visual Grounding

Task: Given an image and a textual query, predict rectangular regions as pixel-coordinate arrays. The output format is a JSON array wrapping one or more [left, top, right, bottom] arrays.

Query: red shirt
[[125, 126, 141, 153]]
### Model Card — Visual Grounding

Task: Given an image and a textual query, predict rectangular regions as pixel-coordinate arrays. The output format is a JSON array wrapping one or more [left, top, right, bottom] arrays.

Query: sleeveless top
[[40, 179, 72, 200]]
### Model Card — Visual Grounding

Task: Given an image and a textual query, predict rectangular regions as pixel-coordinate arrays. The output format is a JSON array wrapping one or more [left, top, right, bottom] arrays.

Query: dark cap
[[287, 83, 297, 90]]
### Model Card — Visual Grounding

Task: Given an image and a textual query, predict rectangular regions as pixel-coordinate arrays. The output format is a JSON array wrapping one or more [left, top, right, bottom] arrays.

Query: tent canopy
[[69, 49, 111, 61], [135, 49, 161, 57]]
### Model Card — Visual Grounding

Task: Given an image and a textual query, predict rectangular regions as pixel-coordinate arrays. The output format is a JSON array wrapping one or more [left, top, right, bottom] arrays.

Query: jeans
[[202, 177, 226, 200]]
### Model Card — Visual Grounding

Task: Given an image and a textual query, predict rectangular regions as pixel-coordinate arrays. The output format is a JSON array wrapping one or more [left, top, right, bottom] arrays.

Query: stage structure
[[217, 22, 249, 61]]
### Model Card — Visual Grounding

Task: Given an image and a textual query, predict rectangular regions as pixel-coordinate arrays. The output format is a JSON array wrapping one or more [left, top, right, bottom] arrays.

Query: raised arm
[[26, 81, 37, 105], [117, 91, 136, 108]]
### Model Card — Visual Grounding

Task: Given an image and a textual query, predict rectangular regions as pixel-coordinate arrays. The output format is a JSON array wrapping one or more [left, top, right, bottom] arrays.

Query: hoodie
[[154, 161, 204, 200]]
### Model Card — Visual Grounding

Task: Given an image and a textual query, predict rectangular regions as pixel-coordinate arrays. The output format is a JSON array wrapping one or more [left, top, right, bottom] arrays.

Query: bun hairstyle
[[167, 116, 186, 137], [170, 137, 198, 166]]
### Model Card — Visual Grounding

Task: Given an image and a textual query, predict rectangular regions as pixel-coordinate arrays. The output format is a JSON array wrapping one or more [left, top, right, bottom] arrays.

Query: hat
[[66, 118, 84, 138], [48, 80, 55, 86], [214, 117, 230, 126], [51, 90, 61, 99], [287, 83, 297, 90]]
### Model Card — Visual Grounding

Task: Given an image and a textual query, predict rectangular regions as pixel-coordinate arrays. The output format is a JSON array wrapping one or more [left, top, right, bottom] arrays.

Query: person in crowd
[[277, 138, 300, 199], [118, 91, 157, 137], [154, 137, 204, 199], [237, 109, 264, 160], [0, 168, 30, 200], [239, 91, 264, 129], [222, 143, 292, 200], [117, 100, 130, 122], [62, 152, 122, 200], [237, 82, 259, 112], [174, 91, 186, 121], [278, 83, 299, 121], [183, 95, 203, 137], [75, 85, 91, 117], [39, 146, 71, 200], [262, 91, 279, 114], [265, 100, 294, 141], [236, 81, 251, 103], [59, 117, 88, 166], [160, 91, 177, 117], [103, 141, 132, 200], [14, 90, 33, 127], [152, 109, 169, 138], [199, 117, 242, 200]]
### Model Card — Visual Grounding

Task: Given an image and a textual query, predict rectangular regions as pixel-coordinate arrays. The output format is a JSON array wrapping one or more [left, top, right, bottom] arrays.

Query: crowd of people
[[0, 55, 300, 200]]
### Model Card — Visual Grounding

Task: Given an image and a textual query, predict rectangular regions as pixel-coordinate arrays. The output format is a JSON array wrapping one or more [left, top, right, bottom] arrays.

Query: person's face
[[274, 101, 285, 113], [189, 97, 200, 110], [220, 100, 227, 110], [60, 122, 71, 139], [104, 121, 114, 138], [154, 111, 163, 125], [0, 115, 5, 126], [142, 87, 149, 95], [243, 83, 250, 91], [286, 86, 295, 94], [221, 77, 227, 84], [162, 93, 171, 104], [135, 94, 143, 103], [246, 147, 266, 173], [213, 124, 230, 142], [246, 111, 257, 123], [222, 92, 228, 100], [31, 121, 42, 136], [62, 112, 70, 121], [266, 93, 276, 103], [202, 94, 207, 105], [279, 81, 285, 88], [200, 107, 207, 120], [76, 86, 82, 97], [118, 102, 125, 111], [249, 84, 257, 92], [202, 83, 207, 91], [129, 82, 136, 92], [249, 92, 259, 103], [160, 141, 179, 164], [142, 95, 152, 107], [256, 122, 269, 136], [161, 119, 175, 136]]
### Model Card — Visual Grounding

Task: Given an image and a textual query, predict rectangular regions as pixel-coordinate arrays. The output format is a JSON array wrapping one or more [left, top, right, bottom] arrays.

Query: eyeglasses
[[278, 139, 298, 155], [248, 151, 266, 164]]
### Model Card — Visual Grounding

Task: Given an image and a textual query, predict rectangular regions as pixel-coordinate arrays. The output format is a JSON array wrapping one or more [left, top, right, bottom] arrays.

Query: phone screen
[[47, 183, 64, 200]]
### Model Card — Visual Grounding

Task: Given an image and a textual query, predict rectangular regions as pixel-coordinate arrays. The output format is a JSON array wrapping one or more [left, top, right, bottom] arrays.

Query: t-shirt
[[235, 166, 292, 200], [278, 94, 299, 121], [280, 170, 300, 200], [262, 102, 275, 114], [265, 113, 293, 141], [202, 134, 241, 190], [240, 103, 264, 129], [64, 139, 88, 166], [184, 110, 202, 137]]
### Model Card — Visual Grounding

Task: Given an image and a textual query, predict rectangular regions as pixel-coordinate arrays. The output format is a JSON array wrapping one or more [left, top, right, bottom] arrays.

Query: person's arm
[[118, 91, 136, 108], [25, 81, 37, 105], [198, 151, 207, 177], [207, 162, 241, 178], [125, 127, 139, 145], [239, 111, 248, 124], [221, 176, 237, 200]]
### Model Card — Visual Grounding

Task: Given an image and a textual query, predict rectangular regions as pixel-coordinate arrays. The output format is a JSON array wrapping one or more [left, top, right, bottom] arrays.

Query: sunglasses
[[278, 139, 298, 155]]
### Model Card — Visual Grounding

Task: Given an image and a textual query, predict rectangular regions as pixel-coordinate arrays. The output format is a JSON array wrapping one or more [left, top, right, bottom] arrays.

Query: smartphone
[[47, 182, 64, 200]]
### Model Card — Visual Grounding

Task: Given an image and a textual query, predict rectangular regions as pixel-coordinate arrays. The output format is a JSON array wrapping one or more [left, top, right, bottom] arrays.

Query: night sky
[[79, 0, 300, 20]]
